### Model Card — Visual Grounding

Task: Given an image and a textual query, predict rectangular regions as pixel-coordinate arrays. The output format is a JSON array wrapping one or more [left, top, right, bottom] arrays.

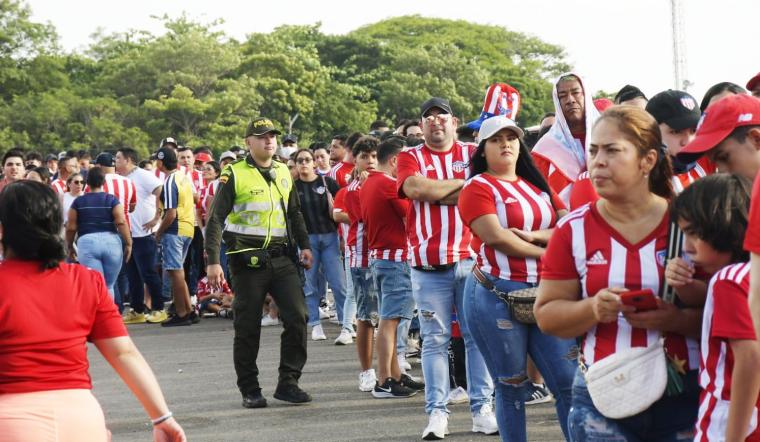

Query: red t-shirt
[[744, 175, 760, 254], [329, 162, 355, 188], [696, 262, 760, 441], [541, 203, 699, 369], [568, 171, 598, 211], [672, 156, 716, 195], [396, 142, 476, 267], [345, 180, 369, 268], [360, 170, 409, 262], [0, 260, 127, 394], [459, 174, 564, 283], [101, 173, 137, 228], [50, 178, 67, 194]]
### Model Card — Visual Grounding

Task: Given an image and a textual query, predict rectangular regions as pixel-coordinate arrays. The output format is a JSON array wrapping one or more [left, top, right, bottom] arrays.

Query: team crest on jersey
[[315, 186, 326, 195], [452, 161, 469, 173], [344, 173, 351, 183], [656, 250, 667, 267]]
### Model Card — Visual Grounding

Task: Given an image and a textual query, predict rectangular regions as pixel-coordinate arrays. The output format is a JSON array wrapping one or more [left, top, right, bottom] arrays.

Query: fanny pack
[[581, 338, 668, 419], [472, 266, 538, 324]]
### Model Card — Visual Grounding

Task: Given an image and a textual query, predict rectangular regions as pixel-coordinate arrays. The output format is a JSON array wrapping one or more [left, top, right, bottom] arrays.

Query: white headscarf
[[532, 72, 601, 183]]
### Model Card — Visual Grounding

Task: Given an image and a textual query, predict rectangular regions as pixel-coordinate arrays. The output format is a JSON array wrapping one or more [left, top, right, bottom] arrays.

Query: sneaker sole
[[273, 393, 312, 405], [312, 336, 327, 341], [371, 390, 417, 399], [525, 395, 553, 405], [334, 339, 353, 345], [422, 427, 449, 440], [359, 385, 375, 392], [472, 425, 499, 435]]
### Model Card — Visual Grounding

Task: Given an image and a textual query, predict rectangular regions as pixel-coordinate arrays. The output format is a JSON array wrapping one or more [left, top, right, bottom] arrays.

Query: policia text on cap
[[205, 117, 314, 407]]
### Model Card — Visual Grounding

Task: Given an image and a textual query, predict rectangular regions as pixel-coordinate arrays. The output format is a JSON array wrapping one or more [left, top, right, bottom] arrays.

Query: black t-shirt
[[295, 176, 340, 234]]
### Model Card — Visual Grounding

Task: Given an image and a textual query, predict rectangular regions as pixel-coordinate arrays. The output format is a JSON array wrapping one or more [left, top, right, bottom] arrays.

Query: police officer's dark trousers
[[229, 253, 308, 395]]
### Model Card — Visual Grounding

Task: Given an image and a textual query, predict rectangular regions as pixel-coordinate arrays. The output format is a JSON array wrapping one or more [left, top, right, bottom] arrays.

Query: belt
[[412, 263, 456, 272]]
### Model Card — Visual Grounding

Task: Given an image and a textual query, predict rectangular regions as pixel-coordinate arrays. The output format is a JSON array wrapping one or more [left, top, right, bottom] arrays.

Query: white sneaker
[[422, 409, 449, 440], [319, 307, 330, 319], [311, 324, 327, 341], [472, 403, 499, 435], [261, 315, 280, 327], [334, 328, 353, 345], [398, 354, 412, 372], [446, 386, 469, 405], [349, 327, 357, 338], [358, 369, 377, 392]]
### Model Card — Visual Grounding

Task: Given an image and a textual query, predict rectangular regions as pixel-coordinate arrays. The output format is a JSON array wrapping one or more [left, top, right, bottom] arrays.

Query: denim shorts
[[371, 259, 414, 320], [350, 267, 378, 323], [161, 234, 192, 270]]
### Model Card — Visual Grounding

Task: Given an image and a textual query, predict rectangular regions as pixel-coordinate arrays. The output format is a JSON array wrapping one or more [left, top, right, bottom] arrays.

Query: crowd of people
[[1, 68, 760, 442]]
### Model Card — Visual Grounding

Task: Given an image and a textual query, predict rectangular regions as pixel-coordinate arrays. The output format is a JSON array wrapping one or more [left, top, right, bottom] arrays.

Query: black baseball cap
[[283, 133, 298, 144], [615, 85, 647, 104], [420, 97, 453, 118], [245, 117, 282, 137], [94, 152, 115, 167], [646, 90, 701, 131], [155, 147, 177, 163], [160, 137, 178, 149]]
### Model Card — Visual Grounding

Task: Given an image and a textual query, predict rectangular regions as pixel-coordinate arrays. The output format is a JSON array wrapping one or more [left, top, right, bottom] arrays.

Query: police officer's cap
[[245, 118, 282, 137]]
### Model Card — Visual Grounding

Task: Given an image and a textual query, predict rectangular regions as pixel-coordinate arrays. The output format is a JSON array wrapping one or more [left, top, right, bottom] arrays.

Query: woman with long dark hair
[[0, 181, 185, 441], [458, 116, 575, 441]]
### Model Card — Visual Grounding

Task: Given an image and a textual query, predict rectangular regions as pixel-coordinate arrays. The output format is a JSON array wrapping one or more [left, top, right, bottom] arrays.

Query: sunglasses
[[72, 180, 84, 185], [296, 158, 313, 164], [423, 113, 451, 124]]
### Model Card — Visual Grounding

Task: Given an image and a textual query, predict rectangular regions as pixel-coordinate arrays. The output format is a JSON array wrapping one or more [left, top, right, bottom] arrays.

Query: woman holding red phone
[[534, 106, 703, 441]]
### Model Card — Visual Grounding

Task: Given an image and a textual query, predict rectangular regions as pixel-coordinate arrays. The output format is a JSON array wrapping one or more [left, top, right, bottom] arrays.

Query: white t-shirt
[[62, 192, 78, 225], [126, 167, 162, 238]]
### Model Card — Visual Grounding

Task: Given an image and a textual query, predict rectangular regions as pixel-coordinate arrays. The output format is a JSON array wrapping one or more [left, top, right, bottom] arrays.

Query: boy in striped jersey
[[671, 174, 760, 441]]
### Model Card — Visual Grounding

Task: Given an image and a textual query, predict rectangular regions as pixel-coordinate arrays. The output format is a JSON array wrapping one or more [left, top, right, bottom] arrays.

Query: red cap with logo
[[676, 94, 760, 164], [194, 152, 213, 163]]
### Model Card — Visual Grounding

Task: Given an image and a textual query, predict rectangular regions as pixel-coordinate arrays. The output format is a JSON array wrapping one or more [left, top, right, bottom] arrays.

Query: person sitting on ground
[[197, 276, 234, 318], [0, 180, 186, 442]]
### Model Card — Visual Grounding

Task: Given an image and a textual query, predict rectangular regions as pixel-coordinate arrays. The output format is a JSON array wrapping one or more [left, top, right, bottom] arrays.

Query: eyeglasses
[[72, 180, 84, 185], [423, 113, 452, 124], [296, 158, 313, 164]]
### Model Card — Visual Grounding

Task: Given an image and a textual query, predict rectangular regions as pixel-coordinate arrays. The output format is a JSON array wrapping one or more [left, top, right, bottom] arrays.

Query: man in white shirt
[[116, 147, 167, 324]]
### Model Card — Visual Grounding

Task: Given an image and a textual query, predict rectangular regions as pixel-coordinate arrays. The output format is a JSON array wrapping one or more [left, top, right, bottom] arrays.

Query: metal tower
[[671, 0, 690, 90]]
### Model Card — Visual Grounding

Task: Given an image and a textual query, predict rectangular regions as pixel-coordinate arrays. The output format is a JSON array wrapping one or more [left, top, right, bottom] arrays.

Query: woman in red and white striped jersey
[[535, 106, 702, 440], [458, 116, 575, 441]]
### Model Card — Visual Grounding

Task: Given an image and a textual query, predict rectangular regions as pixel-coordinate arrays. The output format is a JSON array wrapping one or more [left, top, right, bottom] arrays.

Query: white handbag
[[583, 338, 668, 419]]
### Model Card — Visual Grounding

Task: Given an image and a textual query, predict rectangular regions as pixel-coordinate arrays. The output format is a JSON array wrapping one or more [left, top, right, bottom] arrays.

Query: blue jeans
[[77, 231, 123, 299], [351, 267, 378, 323], [411, 259, 493, 415], [126, 235, 164, 313], [464, 273, 576, 441], [371, 259, 415, 320], [306, 233, 346, 326], [568, 369, 699, 441], [304, 233, 347, 327], [397, 318, 410, 356], [342, 256, 356, 331]]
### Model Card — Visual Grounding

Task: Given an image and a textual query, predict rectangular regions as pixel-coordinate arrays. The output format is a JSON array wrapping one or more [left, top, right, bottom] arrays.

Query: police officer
[[205, 117, 313, 408]]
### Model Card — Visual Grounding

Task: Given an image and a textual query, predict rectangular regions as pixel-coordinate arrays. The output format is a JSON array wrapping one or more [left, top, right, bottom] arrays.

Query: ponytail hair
[[0, 181, 65, 269], [594, 105, 674, 199]]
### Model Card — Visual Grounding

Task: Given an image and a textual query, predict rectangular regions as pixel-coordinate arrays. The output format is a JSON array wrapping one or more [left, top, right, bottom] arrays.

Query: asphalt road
[[90, 318, 566, 442]]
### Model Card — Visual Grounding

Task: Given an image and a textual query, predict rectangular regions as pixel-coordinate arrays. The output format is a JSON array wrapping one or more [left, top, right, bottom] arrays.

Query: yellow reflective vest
[[224, 160, 291, 249]]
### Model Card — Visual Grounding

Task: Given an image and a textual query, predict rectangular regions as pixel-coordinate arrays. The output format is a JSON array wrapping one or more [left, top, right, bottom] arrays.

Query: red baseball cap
[[194, 152, 213, 163], [747, 72, 760, 91], [676, 94, 760, 164]]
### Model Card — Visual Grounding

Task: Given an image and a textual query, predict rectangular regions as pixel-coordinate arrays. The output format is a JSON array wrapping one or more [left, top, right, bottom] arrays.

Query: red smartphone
[[620, 289, 658, 311]]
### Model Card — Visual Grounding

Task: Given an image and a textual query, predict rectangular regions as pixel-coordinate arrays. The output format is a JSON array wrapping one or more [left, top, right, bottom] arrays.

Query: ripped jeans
[[464, 272, 575, 441], [568, 369, 699, 442], [411, 259, 493, 415]]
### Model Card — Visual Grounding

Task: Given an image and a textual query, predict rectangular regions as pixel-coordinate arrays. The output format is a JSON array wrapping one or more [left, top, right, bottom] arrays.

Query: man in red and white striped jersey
[[344, 136, 380, 393], [50, 156, 78, 195], [328, 134, 355, 188], [360, 138, 421, 399], [93, 152, 136, 223], [397, 97, 494, 439]]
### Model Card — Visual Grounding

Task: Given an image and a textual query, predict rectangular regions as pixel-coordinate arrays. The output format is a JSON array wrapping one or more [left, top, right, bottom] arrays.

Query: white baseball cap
[[477, 115, 524, 141]]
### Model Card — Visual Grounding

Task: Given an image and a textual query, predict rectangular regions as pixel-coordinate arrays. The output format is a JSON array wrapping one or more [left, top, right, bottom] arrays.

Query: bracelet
[[151, 411, 173, 426]]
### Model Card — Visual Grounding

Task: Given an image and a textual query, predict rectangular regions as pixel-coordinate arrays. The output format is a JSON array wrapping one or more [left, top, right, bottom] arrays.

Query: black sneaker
[[189, 310, 201, 324], [242, 389, 267, 409], [273, 384, 312, 404], [525, 383, 552, 405], [400, 373, 425, 391], [160, 313, 192, 327], [372, 377, 417, 399]]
